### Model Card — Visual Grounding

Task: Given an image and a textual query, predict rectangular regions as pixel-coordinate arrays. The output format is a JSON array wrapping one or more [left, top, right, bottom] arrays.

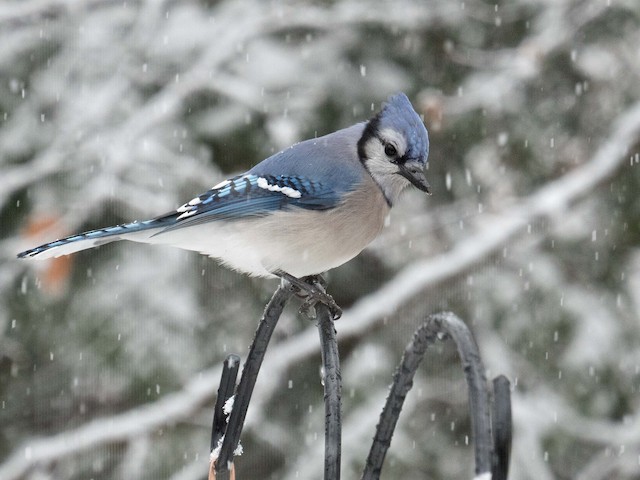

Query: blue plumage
[[173, 173, 339, 224], [17, 217, 173, 259], [18, 93, 431, 281]]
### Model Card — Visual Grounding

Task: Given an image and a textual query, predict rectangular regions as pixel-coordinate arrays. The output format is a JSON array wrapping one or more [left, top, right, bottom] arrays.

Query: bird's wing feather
[[158, 173, 340, 232]]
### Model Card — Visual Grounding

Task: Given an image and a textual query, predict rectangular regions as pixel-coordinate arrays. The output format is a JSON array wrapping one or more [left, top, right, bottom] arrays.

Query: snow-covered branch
[[2, 1, 639, 478], [0, 366, 223, 480]]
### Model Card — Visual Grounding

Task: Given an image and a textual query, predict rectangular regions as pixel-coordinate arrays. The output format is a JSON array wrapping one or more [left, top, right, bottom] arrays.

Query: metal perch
[[361, 311, 512, 479]]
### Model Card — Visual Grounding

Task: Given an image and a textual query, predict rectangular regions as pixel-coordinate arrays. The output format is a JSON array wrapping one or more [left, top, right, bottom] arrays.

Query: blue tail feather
[[17, 215, 177, 259]]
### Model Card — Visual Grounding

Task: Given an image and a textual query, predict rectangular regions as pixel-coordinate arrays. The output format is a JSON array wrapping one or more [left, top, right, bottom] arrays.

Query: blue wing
[[158, 173, 341, 232], [166, 125, 367, 231]]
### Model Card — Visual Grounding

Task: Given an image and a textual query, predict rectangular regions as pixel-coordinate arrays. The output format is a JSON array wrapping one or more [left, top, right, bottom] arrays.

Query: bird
[[18, 93, 430, 318]]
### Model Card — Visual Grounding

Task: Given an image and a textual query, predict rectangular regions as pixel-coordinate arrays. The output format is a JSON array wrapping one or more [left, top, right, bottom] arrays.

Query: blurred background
[[1, 0, 640, 478]]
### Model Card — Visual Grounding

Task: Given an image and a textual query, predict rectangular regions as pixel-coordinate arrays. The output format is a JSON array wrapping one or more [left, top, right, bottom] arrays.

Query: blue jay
[[18, 93, 430, 317]]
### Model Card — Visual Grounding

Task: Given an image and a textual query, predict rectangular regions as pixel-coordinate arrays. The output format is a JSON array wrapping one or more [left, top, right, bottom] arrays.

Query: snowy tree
[[1, 0, 639, 478]]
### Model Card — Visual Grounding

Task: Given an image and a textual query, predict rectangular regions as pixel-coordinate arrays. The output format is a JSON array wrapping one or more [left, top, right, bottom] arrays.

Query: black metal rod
[[316, 302, 342, 480], [215, 281, 295, 475], [491, 375, 512, 480], [211, 354, 241, 452], [362, 312, 495, 479], [431, 312, 493, 475], [361, 313, 437, 480]]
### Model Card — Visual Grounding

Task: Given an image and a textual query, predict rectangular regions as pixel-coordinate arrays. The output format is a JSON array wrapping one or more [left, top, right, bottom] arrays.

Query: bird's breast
[[250, 178, 390, 277]]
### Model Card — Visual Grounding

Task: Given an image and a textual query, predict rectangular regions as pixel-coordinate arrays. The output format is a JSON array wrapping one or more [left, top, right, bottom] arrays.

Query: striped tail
[[17, 216, 177, 260]]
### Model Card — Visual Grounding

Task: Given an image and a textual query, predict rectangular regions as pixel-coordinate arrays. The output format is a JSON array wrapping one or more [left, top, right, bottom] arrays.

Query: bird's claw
[[298, 290, 342, 321], [276, 272, 342, 320]]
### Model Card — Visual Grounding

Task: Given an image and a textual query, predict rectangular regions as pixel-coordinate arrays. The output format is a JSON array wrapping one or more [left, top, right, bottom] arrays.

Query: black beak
[[397, 163, 431, 194]]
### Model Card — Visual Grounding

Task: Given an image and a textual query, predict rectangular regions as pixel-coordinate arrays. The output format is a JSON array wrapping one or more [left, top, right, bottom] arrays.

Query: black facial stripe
[[357, 115, 381, 163]]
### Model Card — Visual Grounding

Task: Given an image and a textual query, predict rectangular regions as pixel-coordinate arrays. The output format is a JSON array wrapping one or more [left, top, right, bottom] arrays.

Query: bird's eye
[[384, 143, 397, 157]]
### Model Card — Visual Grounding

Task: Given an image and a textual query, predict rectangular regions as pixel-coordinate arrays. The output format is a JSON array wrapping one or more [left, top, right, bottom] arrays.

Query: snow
[[1, 1, 639, 479]]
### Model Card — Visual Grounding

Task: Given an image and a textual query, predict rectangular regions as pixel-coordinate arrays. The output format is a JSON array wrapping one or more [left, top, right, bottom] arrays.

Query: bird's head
[[358, 93, 430, 205]]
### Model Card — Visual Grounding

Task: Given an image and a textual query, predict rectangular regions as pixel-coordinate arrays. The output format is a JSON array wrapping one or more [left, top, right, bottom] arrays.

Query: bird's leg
[[275, 271, 342, 320]]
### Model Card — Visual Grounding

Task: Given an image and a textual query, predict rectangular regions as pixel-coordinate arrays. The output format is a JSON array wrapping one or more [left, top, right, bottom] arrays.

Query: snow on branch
[[0, 366, 224, 480]]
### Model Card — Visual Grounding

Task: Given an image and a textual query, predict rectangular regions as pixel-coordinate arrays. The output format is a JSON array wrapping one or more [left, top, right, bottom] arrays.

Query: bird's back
[[250, 123, 367, 195]]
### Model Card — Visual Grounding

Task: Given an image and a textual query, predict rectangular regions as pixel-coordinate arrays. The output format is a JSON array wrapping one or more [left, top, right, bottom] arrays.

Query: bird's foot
[[298, 275, 342, 321], [276, 272, 342, 320]]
